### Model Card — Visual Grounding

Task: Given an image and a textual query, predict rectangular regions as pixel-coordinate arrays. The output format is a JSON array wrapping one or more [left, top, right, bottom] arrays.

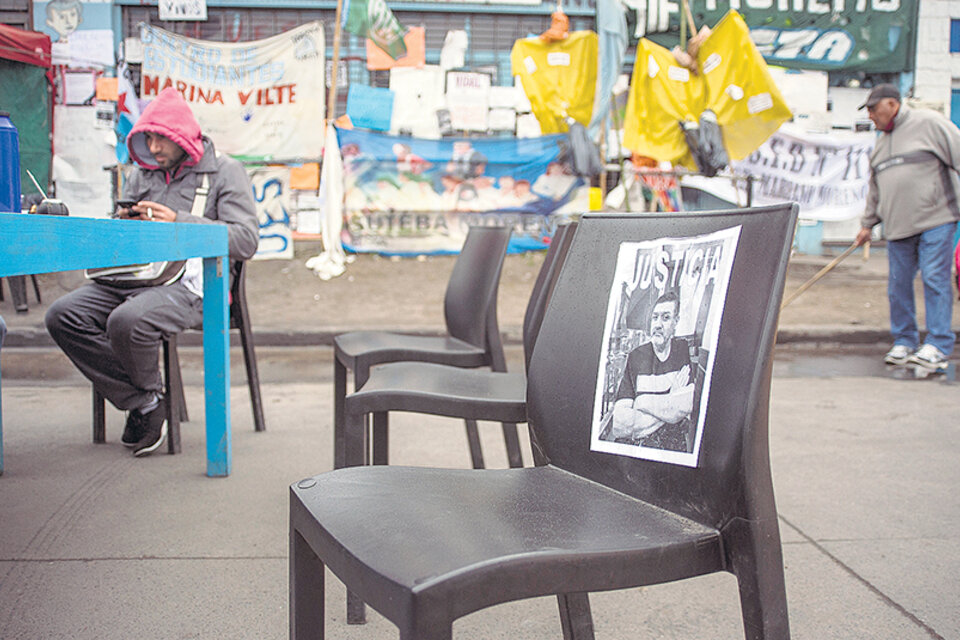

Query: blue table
[[0, 212, 233, 477]]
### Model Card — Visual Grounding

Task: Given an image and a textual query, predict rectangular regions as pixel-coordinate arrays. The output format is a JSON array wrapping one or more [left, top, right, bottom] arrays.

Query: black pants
[[45, 281, 202, 411]]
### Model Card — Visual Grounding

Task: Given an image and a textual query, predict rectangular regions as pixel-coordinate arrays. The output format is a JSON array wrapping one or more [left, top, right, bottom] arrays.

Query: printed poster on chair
[[590, 226, 741, 467]]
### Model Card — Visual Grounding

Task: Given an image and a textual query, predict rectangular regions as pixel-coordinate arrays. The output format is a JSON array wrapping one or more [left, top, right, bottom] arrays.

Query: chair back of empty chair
[[443, 225, 512, 362], [527, 205, 797, 528], [521, 221, 577, 372]]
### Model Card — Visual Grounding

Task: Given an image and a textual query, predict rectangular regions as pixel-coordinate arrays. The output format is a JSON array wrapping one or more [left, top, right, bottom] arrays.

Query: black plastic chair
[[332, 225, 519, 472], [92, 260, 265, 454], [342, 221, 577, 471], [338, 222, 576, 623], [290, 204, 798, 640]]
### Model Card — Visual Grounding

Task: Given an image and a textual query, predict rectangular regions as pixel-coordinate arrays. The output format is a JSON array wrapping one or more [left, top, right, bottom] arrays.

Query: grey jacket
[[860, 106, 960, 241], [123, 136, 259, 261]]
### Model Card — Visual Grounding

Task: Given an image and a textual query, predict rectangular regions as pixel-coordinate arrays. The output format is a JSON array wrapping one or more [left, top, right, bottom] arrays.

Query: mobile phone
[[112, 200, 137, 218]]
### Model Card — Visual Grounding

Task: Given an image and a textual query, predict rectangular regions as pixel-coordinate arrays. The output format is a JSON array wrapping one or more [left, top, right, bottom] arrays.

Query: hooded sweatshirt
[[124, 88, 259, 295]]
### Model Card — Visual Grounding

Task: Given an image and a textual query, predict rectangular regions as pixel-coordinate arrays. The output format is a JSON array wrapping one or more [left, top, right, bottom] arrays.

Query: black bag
[[86, 173, 210, 288], [679, 109, 729, 177], [566, 119, 603, 178], [85, 261, 187, 288]]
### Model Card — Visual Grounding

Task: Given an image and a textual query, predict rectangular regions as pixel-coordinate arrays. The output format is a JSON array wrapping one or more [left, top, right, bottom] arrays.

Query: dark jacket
[[125, 88, 259, 262]]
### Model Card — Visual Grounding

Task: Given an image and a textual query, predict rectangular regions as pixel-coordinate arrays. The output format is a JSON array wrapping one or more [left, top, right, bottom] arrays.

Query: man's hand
[[855, 227, 873, 247], [129, 200, 175, 222]]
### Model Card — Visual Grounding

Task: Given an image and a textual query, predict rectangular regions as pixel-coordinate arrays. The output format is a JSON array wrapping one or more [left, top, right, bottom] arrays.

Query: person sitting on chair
[[45, 87, 259, 457], [610, 291, 694, 451]]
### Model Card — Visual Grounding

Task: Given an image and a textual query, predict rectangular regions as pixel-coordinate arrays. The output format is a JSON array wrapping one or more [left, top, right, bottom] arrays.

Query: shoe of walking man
[[854, 84, 960, 372]]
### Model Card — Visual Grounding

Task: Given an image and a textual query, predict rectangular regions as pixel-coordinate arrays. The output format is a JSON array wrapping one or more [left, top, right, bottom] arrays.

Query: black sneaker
[[132, 402, 168, 457], [122, 410, 146, 448]]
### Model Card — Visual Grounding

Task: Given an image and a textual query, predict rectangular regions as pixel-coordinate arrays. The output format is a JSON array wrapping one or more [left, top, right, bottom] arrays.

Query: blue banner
[[337, 128, 588, 255]]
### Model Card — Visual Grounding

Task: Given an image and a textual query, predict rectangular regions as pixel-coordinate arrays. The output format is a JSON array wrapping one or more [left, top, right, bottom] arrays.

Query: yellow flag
[[622, 37, 705, 167], [698, 11, 792, 160], [622, 10, 792, 165], [511, 31, 598, 134]]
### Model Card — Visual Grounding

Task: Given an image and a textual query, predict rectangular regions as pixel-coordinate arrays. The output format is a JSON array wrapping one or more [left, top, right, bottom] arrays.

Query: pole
[[326, 0, 346, 123], [780, 241, 860, 310]]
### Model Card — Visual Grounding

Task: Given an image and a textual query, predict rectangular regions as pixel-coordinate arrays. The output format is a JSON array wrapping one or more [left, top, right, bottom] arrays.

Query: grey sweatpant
[[45, 281, 203, 411]]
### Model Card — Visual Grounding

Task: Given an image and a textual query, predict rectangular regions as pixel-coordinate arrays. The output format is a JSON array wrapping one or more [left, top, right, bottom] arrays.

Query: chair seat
[[334, 331, 490, 371], [290, 465, 723, 626], [346, 362, 527, 423]]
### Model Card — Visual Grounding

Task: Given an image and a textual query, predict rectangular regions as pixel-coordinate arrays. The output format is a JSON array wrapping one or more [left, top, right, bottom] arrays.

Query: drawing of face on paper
[[45, 0, 83, 41], [590, 226, 741, 468]]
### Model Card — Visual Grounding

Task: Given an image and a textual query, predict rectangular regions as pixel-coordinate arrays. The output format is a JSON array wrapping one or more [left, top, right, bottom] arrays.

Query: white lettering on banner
[[751, 27, 854, 64], [731, 127, 874, 221]]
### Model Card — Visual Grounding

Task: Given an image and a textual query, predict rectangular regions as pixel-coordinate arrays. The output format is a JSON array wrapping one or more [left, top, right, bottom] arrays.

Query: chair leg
[[400, 625, 453, 640], [167, 336, 188, 423], [464, 419, 485, 469], [163, 338, 182, 455], [30, 274, 41, 304], [8, 275, 28, 313], [371, 411, 388, 465], [290, 529, 326, 640], [729, 521, 790, 640], [237, 312, 266, 432], [93, 389, 106, 444], [501, 422, 524, 468], [343, 408, 368, 624], [557, 592, 595, 640], [333, 357, 347, 469]]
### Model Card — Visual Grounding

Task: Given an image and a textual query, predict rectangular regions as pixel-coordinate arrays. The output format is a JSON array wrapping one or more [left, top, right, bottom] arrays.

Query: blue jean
[[887, 222, 956, 355]]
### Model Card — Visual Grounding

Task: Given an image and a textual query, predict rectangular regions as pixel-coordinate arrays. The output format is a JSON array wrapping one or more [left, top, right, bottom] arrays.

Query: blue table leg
[[203, 257, 231, 477], [0, 315, 6, 476]]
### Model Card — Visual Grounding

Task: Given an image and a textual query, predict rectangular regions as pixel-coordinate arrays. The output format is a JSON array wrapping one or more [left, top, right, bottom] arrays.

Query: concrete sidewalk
[[0, 350, 957, 639], [1, 245, 958, 638]]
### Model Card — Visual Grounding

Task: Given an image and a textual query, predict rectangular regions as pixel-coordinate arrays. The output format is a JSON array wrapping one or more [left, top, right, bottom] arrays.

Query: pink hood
[[127, 88, 205, 170]]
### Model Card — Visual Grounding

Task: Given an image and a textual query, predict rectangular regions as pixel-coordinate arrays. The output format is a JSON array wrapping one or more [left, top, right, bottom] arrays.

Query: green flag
[[342, 0, 408, 60]]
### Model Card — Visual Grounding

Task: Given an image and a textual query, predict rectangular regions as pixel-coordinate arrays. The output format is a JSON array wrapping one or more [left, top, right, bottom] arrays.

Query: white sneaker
[[907, 344, 948, 370], [884, 344, 912, 365]]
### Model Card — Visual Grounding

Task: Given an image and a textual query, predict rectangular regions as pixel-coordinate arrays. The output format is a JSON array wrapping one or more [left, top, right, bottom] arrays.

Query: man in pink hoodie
[[45, 88, 259, 457]]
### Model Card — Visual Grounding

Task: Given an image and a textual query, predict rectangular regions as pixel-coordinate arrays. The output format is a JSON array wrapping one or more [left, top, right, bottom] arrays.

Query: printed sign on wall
[[590, 226, 740, 468], [138, 22, 325, 161]]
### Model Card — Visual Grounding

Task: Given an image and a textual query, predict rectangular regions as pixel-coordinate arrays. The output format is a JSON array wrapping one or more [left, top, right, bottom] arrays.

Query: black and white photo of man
[[590, 226, 741, 467], [609, 291, 694, 450]]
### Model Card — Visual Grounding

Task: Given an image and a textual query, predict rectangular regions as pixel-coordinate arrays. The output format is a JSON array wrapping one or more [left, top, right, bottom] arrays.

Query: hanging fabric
[[510, 31, 598, 134]]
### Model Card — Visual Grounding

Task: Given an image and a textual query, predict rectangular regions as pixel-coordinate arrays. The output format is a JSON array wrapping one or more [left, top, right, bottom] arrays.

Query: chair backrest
[[521, 221, 577, 371], [443, 225, 512, 359], [527, 205, 797, 528]]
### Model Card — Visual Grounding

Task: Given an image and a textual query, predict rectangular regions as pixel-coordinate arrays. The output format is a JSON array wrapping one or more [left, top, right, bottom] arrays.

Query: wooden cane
[[780, 241, 861, 310]]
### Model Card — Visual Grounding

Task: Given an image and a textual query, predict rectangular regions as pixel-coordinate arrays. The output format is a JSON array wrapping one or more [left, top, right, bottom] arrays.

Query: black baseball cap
[[858, 84, 900, 110]]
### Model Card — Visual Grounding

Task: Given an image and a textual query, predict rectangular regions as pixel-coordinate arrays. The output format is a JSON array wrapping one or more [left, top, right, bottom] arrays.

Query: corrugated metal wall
[[0, 0, 32, 31], [121, 5, 595, 117]]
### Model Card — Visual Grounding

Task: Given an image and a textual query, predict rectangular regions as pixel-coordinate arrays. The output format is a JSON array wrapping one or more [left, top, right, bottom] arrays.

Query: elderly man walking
[[855, 84, 960, 371]]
